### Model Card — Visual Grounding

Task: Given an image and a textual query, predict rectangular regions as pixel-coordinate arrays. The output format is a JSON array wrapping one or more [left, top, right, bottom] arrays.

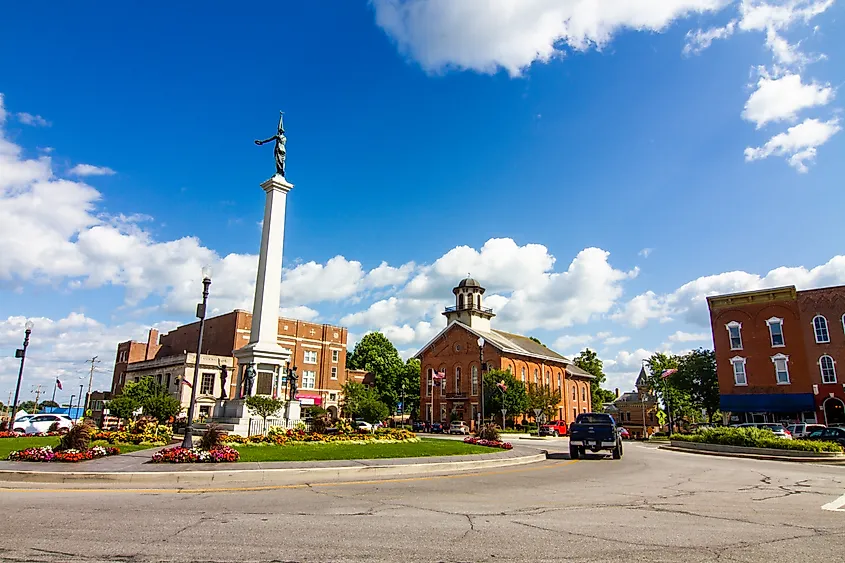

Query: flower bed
[[463, 437, 513, 450], [150, 445, 240, 463], [223, 427, 419, 446], [0, 431, 61, 439], [672, 427, 842, 453], [7, 445, 119, 462]]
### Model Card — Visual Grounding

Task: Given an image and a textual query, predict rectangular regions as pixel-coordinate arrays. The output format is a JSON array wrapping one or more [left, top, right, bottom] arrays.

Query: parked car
[[354, 420, 373, 432], [430, 422, 444, 434], [16, 414, 74, 434], [412, 421, 427, 432], [806, 427, 845, 448], [737, 423, 792, 439], [11, 414, 36, 431], [619, 427, 631, 440], [449, 421, 470, 435], [568, 413, 623, 460], [787, 423, 825, 439], [538, 420, 567, 437]]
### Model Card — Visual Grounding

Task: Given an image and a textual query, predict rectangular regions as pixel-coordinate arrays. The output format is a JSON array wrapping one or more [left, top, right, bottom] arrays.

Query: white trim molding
[[813, 315, 830, 344], [765, 317, 785, 348], [726, 321, 743, 350], [771, 353, 790, 385], [730, 356, 748, 386], [819, 355, 837, 384]]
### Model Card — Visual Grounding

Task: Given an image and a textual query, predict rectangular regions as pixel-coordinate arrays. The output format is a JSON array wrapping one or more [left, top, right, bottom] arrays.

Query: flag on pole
[[497, 380, 508, 392], [661, 368, 678, 379], [433, 370, 446, 380], [181, 378, 193, 388], [56, 378, 63, 391]]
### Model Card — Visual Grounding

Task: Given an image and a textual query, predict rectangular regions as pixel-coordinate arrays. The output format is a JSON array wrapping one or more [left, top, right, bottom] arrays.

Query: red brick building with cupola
[[414, 278, 594, 429]]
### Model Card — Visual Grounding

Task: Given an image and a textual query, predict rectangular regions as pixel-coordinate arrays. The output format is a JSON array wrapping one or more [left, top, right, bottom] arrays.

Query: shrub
[[476, 423, 500, 441], [312, 414, 331, 435], [151, 445, 239, 463], [672, 427, 842, 453], [57, 421, 94, 452], [199, 423, 226, 451], [48, 421, 60, 433]]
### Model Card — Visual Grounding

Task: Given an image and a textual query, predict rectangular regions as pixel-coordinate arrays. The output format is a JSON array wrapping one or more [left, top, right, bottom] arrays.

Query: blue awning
[[720, 393, 815, 413]]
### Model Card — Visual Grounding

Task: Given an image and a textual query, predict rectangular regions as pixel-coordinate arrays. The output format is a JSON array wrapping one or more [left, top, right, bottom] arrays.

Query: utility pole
[[32, 384, 42, 411], [84, 356, 100, 413]]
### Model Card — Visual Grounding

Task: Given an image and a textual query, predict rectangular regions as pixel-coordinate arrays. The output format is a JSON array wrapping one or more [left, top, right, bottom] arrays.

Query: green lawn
[[234, 438, 495, 462], [1, 437, 156, 460]]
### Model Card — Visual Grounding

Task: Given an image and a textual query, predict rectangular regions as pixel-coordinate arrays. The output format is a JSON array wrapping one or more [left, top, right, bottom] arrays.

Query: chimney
[[615, 388, 620, 398], [146, 328, 159, 360]]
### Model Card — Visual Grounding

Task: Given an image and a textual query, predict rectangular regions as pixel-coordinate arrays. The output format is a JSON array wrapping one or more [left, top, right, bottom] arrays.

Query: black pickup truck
[[568, 413, 622, 460]]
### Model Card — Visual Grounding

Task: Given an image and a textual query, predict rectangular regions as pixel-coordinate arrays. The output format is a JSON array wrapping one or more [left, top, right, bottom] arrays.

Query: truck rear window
[[576, 414, 612, 424]]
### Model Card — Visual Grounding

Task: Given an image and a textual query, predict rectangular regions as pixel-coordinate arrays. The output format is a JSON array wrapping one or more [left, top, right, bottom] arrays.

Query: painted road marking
[[0, 460, 577, 495], [821, 492, 845, 512]]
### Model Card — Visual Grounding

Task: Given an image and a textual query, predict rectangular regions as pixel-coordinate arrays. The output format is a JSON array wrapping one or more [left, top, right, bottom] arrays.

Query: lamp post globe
[[182, 267, 212, 449]]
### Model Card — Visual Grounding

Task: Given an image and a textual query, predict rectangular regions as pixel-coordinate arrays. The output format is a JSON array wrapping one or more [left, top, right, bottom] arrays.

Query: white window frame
[[521, 367, 526, 383], [332, 350, 339, 363], [819, 355, 837, 384], [200, 372, 215, 395], [842, 314, 845, 337], [301, 370, 316, 389], [771, 353, 790, 385], [303, 350, 318, 364], [765, 317, 785, 348], [730, 356, 747, 386], [813, 315, 830, 344], [471, 365, 478, 396], [330, 366, 338, 380], [726, 321, 743, 350], [455, 367, 462, 394], [426, 369, 433, 397]]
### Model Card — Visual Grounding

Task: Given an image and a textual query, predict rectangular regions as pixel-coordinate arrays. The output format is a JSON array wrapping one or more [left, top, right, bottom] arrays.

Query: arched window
[[476, 294, 481, 308], [426, 369, 433, 397], [521, 367, 526, 383], [582, 386, 586, 402], [820, 355, 837, 384], [458, 294, 465, 309], [455, 367, 462, 393], [471, 365, 478, 396], [813, 315, 830, 343], [533, 369, 538, 383], [571, 385, 576, 400]]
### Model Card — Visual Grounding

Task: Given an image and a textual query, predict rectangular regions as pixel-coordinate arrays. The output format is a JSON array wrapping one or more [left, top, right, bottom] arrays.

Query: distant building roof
[[635, 365, 649, 387], [457, 277, 481, 289]]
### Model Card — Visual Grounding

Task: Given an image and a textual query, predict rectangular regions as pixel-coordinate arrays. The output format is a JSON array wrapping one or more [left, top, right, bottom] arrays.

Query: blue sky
[[1, 0, 844, 403]]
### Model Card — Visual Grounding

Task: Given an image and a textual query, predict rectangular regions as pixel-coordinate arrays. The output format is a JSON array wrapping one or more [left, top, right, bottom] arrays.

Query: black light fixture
[[8, 320, 33, 429], [182, 266, 212, 449]]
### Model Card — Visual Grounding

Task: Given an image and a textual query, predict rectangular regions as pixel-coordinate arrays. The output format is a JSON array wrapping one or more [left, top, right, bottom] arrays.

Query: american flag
[[56, 378, 63, 391], [661, 368, 678, 379], [181, 378, 193, 388], [497, 380, 508, 392], [433, 370, 446, 380]]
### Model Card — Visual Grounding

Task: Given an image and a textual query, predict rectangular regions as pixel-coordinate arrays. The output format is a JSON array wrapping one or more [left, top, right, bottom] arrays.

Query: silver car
[[787, 423, 825, 439], [737, 423, 792, 439]]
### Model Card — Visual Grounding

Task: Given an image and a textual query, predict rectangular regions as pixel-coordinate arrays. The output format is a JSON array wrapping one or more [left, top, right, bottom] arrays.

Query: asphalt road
[[1, 439, 844, 563]]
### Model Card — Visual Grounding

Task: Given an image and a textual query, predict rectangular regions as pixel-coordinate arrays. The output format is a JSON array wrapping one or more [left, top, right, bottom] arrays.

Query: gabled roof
[[414, 322, 592, 379], [635, 365, 649, 387]]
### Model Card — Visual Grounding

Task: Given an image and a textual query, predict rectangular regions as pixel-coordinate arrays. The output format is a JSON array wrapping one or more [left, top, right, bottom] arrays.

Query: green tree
[[358, 397, 390, 424], [528, 336, 544, 346], [106, 394, 139, 421], [397, 358, 421, 419], [644, 353, 696, 433], [347, 332, 403, 411], [40, 400, 59, 409], [525, 382, 562, 421], [573, 349, 616, 410], [483, 369, 528, 422], [340, 380, 368, 418], [245, 395, 285, 425], [142, 393, 182, 422], [676, 348, 720, 424]]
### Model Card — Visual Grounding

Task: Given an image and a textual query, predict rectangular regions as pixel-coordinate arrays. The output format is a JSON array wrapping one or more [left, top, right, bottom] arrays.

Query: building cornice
[[707, 286, 796, 310]]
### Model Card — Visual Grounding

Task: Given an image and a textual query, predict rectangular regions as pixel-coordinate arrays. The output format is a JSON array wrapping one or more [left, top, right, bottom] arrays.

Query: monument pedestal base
[[285, 400, 301, 422]]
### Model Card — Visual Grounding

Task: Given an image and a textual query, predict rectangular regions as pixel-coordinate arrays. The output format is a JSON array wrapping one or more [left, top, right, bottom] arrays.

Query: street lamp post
[[69, 395, 75, 420], [8, 321, 34, 429], [182, 267, 212, 449], [400, 383, 405, 427], [477, 337, 485, 429], [77, 384, 83, 421]]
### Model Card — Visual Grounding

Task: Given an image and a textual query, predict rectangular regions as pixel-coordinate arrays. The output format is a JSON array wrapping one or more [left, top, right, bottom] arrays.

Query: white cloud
[[737, 0, 835, 32], [638, 248, 653, 258], [17, 112, 51, 127], [0, 313, 179, 395], [68, 164, 116, 177], [364, 261, 416, 288], [683, 21, 736, 55], [614, 254, 845, 328], [742, 72, 833, 128], [744, 117, 841, 172], [373, 0, 731, 76], [552, 333, 593, 353], [279, 306, 320, 322], [603, 335, 631, 346], [667, 330, 711, 342]]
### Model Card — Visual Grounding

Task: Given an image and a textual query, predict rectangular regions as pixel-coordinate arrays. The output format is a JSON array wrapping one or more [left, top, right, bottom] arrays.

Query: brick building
[[111, 310, 353, 419], [707, 284, 845, 425], [414, 278, 594, 429], [605, 366, 659, 439]]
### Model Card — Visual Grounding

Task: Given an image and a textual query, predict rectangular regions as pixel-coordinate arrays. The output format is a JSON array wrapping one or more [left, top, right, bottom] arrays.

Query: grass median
[[234, 437, 495, 462], [1, 436, 156, 460]]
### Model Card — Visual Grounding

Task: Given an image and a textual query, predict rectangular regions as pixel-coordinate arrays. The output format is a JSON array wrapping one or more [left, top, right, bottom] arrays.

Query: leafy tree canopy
[[347, 332, 403, 410], [112, 377, 183, 423], [483, 369, 528, 420], [573, 348, 616, 410], [526, 382, 562, 420], [245, 395, 285, 422]]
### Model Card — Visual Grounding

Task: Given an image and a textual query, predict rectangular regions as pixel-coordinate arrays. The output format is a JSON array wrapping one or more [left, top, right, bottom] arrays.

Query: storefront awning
[[720, 393, 815, 413], [296, 394, 322, 406]]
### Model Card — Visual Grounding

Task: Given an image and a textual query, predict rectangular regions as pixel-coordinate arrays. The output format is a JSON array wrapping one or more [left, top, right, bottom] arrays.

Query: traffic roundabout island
[[661, 440, 845, 463], [0, 442, 547, 490]]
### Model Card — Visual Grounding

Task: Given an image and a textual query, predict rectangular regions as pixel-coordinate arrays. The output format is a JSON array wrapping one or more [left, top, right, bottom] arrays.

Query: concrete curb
[[659, 443, 845, 464], [0, 450, 548, 488]]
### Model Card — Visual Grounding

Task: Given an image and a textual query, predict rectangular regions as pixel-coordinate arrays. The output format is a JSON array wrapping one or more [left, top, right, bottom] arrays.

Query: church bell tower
[[443, 277, 495, 331]]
